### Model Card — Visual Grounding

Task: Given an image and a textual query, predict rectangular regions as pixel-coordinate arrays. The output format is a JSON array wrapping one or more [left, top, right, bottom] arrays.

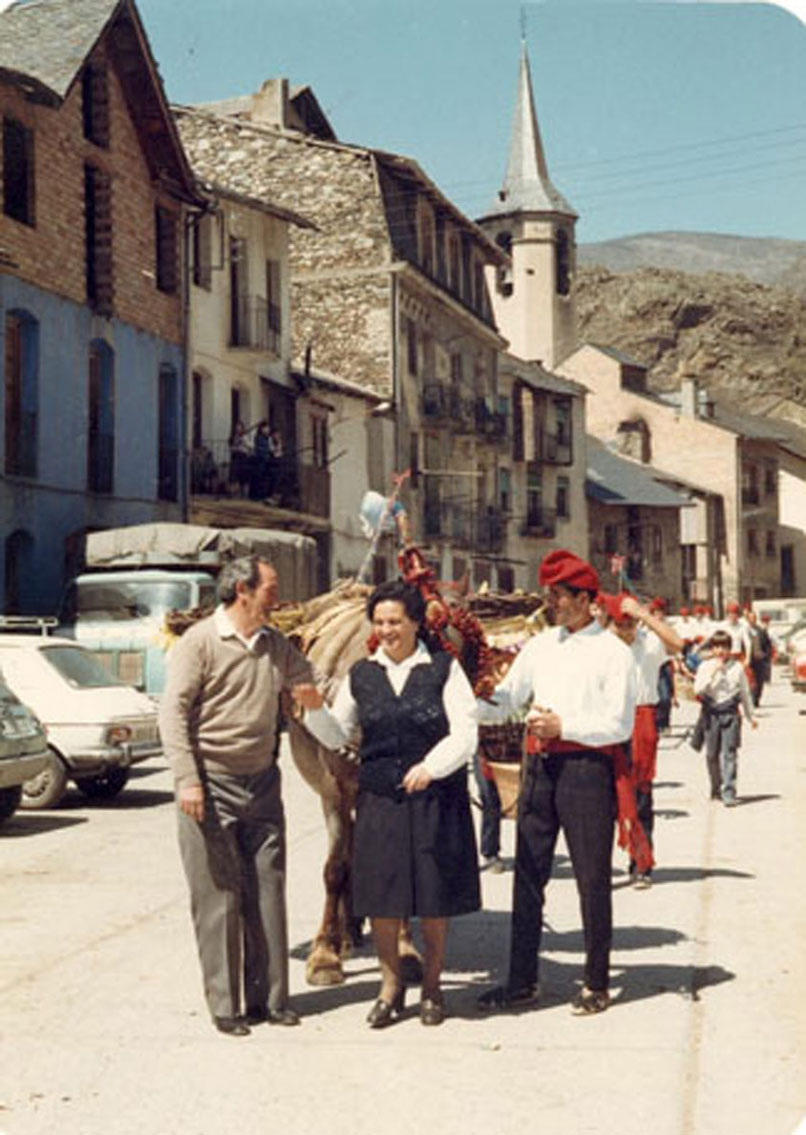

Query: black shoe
[[214, 1015, 250, 1036], [420, 995, 445, 1026], [570, 987, 610, 1016], [247, 1005, 300, 1027], [477, 983, 538, 1012], [366, 988, 405, 1029]]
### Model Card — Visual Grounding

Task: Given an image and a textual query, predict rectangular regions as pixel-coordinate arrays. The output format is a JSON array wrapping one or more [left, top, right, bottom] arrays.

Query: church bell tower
[[478, 42, 578, 369]]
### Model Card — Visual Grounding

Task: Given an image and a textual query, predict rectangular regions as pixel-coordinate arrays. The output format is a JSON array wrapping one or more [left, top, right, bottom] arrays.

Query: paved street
[[1, 670, 804, 1135]]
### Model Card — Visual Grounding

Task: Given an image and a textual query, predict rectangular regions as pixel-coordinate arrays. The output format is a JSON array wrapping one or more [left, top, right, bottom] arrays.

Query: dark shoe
[[214, 1015, 250, 1036], [477, 983, 538, 1012], [366, 988, 405, 1029], [246, 1005, 300, 1026], [420, 996, 445, 1026], [633, 873, 652, 890], [481, 855, 505, 874], [570, 987, 610, 1016]]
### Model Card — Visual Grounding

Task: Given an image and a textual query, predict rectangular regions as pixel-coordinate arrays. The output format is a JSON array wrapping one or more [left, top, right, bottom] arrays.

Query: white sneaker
[[481, 855, 505, 874]]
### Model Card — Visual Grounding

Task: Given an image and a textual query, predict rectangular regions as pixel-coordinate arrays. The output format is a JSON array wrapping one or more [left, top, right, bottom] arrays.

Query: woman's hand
[[292, 683, 324, 710], [402, 763, 433, 793]]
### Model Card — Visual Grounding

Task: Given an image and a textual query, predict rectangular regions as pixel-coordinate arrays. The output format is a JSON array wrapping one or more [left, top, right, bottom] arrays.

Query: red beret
[[726, 601, 740, 613], [538, 549, 599, 592], [598, 591, 635, 622], [648, 596, 666, 612], [679, 606, 690, 616]]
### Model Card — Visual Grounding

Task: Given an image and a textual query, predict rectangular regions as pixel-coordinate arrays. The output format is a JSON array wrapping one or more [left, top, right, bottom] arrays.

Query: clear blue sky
[[139, 0, 806, 244]]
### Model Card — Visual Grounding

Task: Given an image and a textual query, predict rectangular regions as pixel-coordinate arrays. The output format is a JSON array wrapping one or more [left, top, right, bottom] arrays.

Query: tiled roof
[[586, 342, 649, 369], [0, 0, 119, 101], [586, 439, 691, 508], [501, 353, 586, 397]]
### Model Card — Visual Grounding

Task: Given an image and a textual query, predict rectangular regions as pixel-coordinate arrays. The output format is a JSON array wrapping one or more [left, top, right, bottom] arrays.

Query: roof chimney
[[252, 78, 290, 128], [681, 376, 699, 419]]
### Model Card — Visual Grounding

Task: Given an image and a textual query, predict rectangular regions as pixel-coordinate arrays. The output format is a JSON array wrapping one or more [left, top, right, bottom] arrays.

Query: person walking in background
[[474, 747, 503, 873], [599, 592, 683, 889], [295, 580, 480, 1028], [159, 556, 316, 1037], [745, 609, 773, 707], [476, 550, 638, 1017], [693, 629, 757, 806]]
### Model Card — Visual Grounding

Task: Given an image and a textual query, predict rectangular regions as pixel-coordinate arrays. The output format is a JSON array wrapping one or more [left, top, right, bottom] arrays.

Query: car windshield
[[39, 645, 125, 689], [70, 580, 195, 621]]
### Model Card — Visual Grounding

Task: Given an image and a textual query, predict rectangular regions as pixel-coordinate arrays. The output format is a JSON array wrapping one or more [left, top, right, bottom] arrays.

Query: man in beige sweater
[[159, 556, 315, 1037]]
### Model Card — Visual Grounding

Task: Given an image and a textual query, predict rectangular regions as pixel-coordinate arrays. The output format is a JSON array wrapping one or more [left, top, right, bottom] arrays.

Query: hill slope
[[578, 231, 806, 292], [576, 262, 806, 424]]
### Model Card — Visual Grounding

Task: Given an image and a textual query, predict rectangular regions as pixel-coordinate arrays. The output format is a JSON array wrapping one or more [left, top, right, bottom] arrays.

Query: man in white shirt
[[720, 601, 752, 659], [602, 594, 683, 889], [477, 549, 637, 1017], [693, 629, 757, 806]]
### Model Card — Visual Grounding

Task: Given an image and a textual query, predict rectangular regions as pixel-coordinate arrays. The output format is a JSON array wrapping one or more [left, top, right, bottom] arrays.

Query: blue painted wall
[[1, 275, 186, 614]]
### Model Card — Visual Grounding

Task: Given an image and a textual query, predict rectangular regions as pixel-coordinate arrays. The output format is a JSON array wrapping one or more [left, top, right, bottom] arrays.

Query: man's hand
[[402, 763, 433, 793], [292, 683, 324, 710], [526, 709, 562, 740], [178, 784, 204, 822]]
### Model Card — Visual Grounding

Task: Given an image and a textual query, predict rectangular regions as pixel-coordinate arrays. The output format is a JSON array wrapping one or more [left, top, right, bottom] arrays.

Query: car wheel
[[0, 784, 22, 823], [75, 767, 130, 799], [21, 749, 69, 810]]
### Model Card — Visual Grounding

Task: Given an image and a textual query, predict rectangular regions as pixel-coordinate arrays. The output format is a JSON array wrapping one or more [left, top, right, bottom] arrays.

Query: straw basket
[[478, 721, 525, 820]]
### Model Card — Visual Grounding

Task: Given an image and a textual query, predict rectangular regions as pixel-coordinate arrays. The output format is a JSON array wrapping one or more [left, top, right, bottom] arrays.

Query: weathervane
[[520, 5, 527, 41]]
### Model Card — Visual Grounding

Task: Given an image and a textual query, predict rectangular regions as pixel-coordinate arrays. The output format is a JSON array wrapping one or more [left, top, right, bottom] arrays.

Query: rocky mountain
[[575, 235, 806, 426]]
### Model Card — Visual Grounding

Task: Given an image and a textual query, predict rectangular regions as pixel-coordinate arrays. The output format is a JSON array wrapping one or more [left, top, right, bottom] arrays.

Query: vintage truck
[[59, 523, 318, 695]]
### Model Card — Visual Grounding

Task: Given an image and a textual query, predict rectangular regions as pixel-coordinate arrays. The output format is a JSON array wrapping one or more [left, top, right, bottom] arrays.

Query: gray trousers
[[177, 763, 288, 1019]]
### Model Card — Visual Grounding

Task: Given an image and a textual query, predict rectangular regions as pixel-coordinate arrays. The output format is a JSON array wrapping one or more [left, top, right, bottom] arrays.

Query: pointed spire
[[484, 41, 576, 220]]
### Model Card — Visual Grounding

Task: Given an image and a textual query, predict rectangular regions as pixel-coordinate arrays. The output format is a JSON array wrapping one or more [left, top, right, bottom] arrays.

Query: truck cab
[[60, 569, 217, 693]]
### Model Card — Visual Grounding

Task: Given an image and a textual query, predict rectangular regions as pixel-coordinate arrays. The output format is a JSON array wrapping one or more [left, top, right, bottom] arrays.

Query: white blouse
[[304, 640, 478, 779]]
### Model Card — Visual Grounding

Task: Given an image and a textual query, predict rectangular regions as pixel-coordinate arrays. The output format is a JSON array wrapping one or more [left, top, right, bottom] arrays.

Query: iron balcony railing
[[229, 294, 281, 354]]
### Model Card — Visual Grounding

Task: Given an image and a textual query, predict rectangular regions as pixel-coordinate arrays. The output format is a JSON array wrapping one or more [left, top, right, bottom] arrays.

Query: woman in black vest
[[295, 580, 480, 1027]]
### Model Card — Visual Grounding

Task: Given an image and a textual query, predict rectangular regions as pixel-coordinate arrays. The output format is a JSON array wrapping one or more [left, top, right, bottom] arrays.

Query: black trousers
[[508, 750, 616, 993]]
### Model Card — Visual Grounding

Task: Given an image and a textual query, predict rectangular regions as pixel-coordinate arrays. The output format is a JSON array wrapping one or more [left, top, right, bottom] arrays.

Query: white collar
[[214, 604, 267, 649], [369, 638, 432, 671]]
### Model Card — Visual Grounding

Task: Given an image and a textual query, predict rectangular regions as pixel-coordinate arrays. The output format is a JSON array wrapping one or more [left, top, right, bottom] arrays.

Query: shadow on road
[[0, 812, 87, 837], [734, 793, 780, 806]]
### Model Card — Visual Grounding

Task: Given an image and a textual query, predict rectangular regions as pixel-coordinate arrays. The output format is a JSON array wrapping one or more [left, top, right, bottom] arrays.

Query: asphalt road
[[1, 670, 804, 1135]]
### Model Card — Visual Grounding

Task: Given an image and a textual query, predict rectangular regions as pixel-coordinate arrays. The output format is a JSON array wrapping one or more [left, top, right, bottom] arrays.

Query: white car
[[0, 635, 162, 809]]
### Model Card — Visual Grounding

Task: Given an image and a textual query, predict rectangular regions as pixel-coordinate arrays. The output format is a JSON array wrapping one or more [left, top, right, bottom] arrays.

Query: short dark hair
[[366, 580, 426, 627], [709, 630, 732, 649], [554, 582, 597, 603], [217, 555, 273, 605]]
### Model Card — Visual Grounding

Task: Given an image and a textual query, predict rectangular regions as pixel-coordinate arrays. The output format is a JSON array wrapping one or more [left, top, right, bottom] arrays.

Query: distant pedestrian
[[745, 609, 773, 707], [693, 629, 757, 806], [600, 592, 683, 889]]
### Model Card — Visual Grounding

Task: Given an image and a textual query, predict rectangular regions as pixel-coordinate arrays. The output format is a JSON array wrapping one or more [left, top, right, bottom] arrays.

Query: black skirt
[[352, 771, 480, 919]]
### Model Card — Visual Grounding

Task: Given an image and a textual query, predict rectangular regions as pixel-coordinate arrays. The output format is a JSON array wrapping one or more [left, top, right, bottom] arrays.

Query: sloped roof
[[657, 391, 794, 443], [0, 0, 198, 201], [500, 353, 586, 397], [0, 0, 119, 102], [586, 341, 649, 369], [587, 438, 691, 508], [174, 104, 508, 268]]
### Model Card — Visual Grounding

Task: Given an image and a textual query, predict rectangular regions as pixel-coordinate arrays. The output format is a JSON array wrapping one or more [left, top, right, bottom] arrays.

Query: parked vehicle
[[0, 673, 49, 824], [59, 523, 317, 695], [0, 632, 162, 809]]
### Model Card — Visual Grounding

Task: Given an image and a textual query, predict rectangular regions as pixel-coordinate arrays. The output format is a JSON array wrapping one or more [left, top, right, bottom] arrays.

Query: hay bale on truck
[[63, 522, 317, 694]]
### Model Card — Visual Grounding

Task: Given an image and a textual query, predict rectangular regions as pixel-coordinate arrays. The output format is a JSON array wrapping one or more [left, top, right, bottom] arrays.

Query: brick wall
[[1, 46, 184, 345]]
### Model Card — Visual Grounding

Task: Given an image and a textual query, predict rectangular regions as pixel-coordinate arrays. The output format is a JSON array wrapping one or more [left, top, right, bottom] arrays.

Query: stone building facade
[[175, 87, 524, 586]]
